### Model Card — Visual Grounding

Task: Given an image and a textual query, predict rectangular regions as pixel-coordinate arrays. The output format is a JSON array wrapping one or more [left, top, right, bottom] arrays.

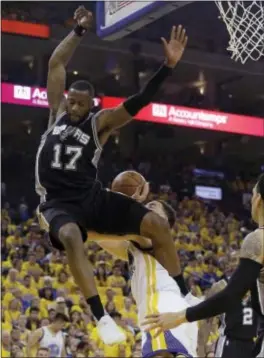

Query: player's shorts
[[215, 335, 255, 358], [141, 292, 198, 358], [37, 185, 149, 250]]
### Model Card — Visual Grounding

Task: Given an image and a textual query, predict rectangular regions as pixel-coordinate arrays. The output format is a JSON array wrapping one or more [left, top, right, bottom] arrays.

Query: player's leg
[[58, 223, 103, 314], [38, 207, 102, 317], [37, 207, 126, 344], [95, 190, 181, 277]]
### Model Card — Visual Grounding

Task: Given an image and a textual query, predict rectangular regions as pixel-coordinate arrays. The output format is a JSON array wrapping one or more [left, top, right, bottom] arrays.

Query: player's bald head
[[69, 80, 94, 97]]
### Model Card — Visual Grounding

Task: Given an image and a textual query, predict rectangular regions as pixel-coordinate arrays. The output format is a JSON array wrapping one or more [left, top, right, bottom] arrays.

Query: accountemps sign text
[[152, 104, 228, 127], [13, 85, 101, 107]]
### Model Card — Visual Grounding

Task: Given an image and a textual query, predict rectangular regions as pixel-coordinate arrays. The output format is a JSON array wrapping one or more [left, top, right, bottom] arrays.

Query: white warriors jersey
[[39, 326, 64, 357], [128, 243, 199, 357]]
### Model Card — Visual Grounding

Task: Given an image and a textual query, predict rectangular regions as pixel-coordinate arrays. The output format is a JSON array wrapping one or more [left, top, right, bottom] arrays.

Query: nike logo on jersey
[[52, 125, 90, 145]]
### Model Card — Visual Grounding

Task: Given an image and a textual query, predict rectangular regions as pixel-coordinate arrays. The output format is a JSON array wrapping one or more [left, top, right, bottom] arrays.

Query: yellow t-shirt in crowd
[[21, 262, 41, 273], [40, 298, 53, 312], [49, 263, 71, 276], [207, 331, 219, 345], [184, 265, 200, 278], [53, 279, 75, 293], [177, 223, 189, 233], [1, 346, 10, 358], [95, 277, 108, 287], [2, 321, 12, 332], [3, 279, 23, 291], [200, 227, 209, 238], [6, 235, 23, 248], [199, 217, 207, 226], [101, 296, 124, 311], [20, 329, 30, 345], [120, 308, 138, 326], [4, 309, 21, 324], [30, 277, 43, 291], [214, 235, 224, 245], [1, 260, 12, 270], [3, 293, 17, 307], [90, 326, 131, 358], [68, 294, 80, 306], [20, 285, 39, 298], [107, 275, 126, 288], [25, 306, 48, 320]]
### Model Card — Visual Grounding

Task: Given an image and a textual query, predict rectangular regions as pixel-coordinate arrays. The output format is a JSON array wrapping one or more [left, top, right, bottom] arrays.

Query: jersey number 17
[[51, 144, 83, 171]]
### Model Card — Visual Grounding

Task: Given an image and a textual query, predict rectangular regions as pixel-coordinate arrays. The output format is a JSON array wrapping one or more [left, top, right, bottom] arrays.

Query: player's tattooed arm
[[240, 230, 264, 265]]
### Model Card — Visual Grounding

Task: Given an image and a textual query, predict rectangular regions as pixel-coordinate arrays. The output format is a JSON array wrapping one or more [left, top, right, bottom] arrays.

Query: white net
[[215, 1, 264, 64]]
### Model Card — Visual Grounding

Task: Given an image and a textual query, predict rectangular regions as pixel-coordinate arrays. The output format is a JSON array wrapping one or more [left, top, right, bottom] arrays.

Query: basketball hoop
[[215, 1, 264, 64]]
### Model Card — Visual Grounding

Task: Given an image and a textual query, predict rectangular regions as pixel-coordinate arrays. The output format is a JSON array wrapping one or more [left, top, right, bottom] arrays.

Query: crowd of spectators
[[1, 2, 262, 357], [1, 164, 255, 357]]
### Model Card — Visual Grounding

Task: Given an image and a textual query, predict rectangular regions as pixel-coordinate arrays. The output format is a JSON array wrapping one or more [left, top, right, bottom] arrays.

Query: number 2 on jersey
[[243, 307, 253, 325], [51, 144, 83, 170]]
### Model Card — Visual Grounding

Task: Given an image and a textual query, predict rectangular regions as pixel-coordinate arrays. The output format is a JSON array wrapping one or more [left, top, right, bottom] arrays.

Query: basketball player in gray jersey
[[143, 174, 264, 357]]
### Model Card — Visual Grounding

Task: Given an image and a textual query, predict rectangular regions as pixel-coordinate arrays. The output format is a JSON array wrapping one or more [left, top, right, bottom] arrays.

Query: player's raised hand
[[162, 25, 188, 68], [74, 6, 93, 29], [132, 182, 150, 203], [142, 310, 187, 337]]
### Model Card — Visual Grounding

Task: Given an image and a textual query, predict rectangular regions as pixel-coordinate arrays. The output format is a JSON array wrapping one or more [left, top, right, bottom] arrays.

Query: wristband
[[74, 25, 87, 37], [174, 274, 189, 296]]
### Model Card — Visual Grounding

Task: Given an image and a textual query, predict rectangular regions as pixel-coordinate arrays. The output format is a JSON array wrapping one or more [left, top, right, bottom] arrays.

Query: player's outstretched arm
[[97, 25, 188, 135], [47, 6, 92, 128], [142, 231, 263, 334]]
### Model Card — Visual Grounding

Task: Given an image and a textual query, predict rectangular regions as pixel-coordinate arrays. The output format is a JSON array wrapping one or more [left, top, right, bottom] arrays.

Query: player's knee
[[58, 223, 82, 250], [140, 211, 171, 246]]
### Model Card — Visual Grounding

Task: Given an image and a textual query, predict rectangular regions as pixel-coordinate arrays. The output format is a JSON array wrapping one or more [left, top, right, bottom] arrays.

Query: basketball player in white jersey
[[142, 174, 264, 358], [91, 199, 200, 357], [27, 312, 67, 357]]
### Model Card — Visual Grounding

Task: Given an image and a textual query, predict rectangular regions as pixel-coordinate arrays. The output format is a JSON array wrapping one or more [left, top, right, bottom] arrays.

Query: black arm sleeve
[[186, 258, 262, 322], [123, 63, 172, 116], [174, 274, 189, 296]]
